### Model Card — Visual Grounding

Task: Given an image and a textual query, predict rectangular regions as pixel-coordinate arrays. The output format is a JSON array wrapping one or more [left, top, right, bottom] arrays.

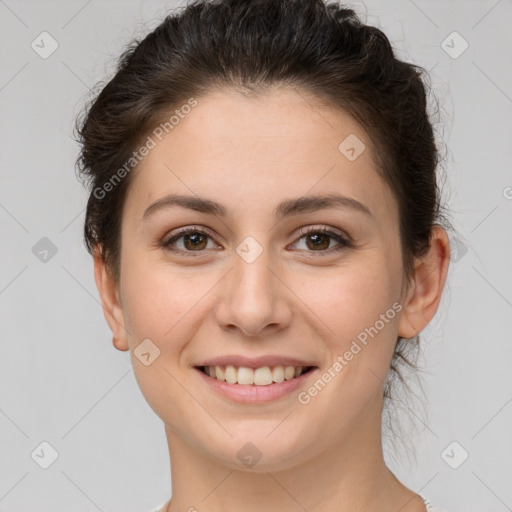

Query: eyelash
[[162, 225, 352, 257]]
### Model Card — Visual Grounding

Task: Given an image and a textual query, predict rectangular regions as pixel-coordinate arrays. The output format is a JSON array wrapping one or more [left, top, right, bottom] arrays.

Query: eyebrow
[[141, 192, 373, 221]]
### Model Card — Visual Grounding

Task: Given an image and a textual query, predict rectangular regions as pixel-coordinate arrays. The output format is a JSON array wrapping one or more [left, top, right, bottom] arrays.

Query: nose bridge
[[215, 236, 290, 336], [232, 239, 276, 311], [234, 245, 273, 298]]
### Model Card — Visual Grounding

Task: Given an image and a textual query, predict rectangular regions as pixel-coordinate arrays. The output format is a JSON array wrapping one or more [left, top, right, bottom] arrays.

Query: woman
[[75, 0, 451, 510]]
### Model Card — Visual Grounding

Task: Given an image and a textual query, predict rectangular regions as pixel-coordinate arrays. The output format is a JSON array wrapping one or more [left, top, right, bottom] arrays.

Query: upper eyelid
[[165, 225, 219, 243], [294, 225, 349, 239], [164, 225, 350, 249]]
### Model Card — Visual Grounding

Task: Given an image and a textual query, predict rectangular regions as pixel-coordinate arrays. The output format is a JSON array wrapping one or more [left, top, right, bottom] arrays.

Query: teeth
[[254, 367, 273, 385], [215, 366, 225, 381], [225, 365, 237, 384], [284, 366, 295, 380], [202, 365, 310, 385], [237, 366, 254, 385], [272, 365, 284, 383]]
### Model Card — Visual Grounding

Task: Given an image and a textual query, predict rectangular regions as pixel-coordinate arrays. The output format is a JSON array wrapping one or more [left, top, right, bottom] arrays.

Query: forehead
[[163, 87, 368, 158], [124, 87, 397, 224]]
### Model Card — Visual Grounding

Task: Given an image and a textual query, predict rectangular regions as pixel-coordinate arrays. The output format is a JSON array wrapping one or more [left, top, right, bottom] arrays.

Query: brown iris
[[183, 232, 208, 250], [306, 232, 330, 251]]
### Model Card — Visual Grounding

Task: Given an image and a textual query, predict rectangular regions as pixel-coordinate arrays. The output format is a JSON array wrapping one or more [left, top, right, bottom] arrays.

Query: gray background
[[0, 0, 511, 510]]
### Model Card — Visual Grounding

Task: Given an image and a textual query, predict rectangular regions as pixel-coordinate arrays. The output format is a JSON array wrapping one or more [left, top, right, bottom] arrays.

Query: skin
[[94, 87, 450, 512]]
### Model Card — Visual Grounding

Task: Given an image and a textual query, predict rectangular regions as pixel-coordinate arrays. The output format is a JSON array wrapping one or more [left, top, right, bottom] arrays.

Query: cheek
[[299, 252, 404, 402], [119, 250, 191, 346], [119, 254, 203, 418], [305, 259, 400, 340], [294, 259, 403, 418]]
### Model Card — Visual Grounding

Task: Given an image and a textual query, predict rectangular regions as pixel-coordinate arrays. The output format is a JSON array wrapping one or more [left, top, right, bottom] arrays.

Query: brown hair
[[74, 0, 450, 430]]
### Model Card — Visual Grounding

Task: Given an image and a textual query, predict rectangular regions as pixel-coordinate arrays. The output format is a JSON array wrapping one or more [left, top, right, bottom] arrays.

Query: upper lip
[[195, 355, 317, 369]]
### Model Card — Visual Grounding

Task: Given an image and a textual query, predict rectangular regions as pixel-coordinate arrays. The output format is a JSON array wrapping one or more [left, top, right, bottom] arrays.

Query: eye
[[290, 226, 352, 254], [162, 226, 220, 255], [161, 225, 352, 257]]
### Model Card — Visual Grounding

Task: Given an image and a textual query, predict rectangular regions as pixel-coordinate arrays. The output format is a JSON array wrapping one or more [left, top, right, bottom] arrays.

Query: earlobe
[[398, 226, 450, 339], [93, 248, 129, 351]]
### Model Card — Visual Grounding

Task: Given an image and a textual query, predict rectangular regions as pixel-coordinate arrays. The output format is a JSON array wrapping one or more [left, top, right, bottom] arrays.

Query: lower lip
[[195, 367, 317, 404]]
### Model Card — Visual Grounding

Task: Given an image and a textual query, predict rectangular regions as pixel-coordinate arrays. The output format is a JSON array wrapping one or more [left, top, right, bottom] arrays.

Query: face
[[98, 87, 422, 472]]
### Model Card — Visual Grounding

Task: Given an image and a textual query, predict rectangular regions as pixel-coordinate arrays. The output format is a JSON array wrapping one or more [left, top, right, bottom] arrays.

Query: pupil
[[185, 233, 206, 250], [308, 233, 329, 250]]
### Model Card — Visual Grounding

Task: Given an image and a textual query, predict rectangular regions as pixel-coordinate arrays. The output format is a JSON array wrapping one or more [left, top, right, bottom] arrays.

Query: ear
[[93, 247, 129, 351], [398, 226, 451, 339]]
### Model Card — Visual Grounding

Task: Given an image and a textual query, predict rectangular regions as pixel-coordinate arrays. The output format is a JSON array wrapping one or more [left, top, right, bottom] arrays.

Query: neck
[[163, 397, 425, 512]]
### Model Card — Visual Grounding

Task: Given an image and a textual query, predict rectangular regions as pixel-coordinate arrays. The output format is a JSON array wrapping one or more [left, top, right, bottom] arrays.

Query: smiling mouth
[[196, 365, 316, 385]]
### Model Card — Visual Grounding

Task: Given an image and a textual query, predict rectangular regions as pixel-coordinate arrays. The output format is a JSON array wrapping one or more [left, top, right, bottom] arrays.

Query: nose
[[214, 245, 293, 337]]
